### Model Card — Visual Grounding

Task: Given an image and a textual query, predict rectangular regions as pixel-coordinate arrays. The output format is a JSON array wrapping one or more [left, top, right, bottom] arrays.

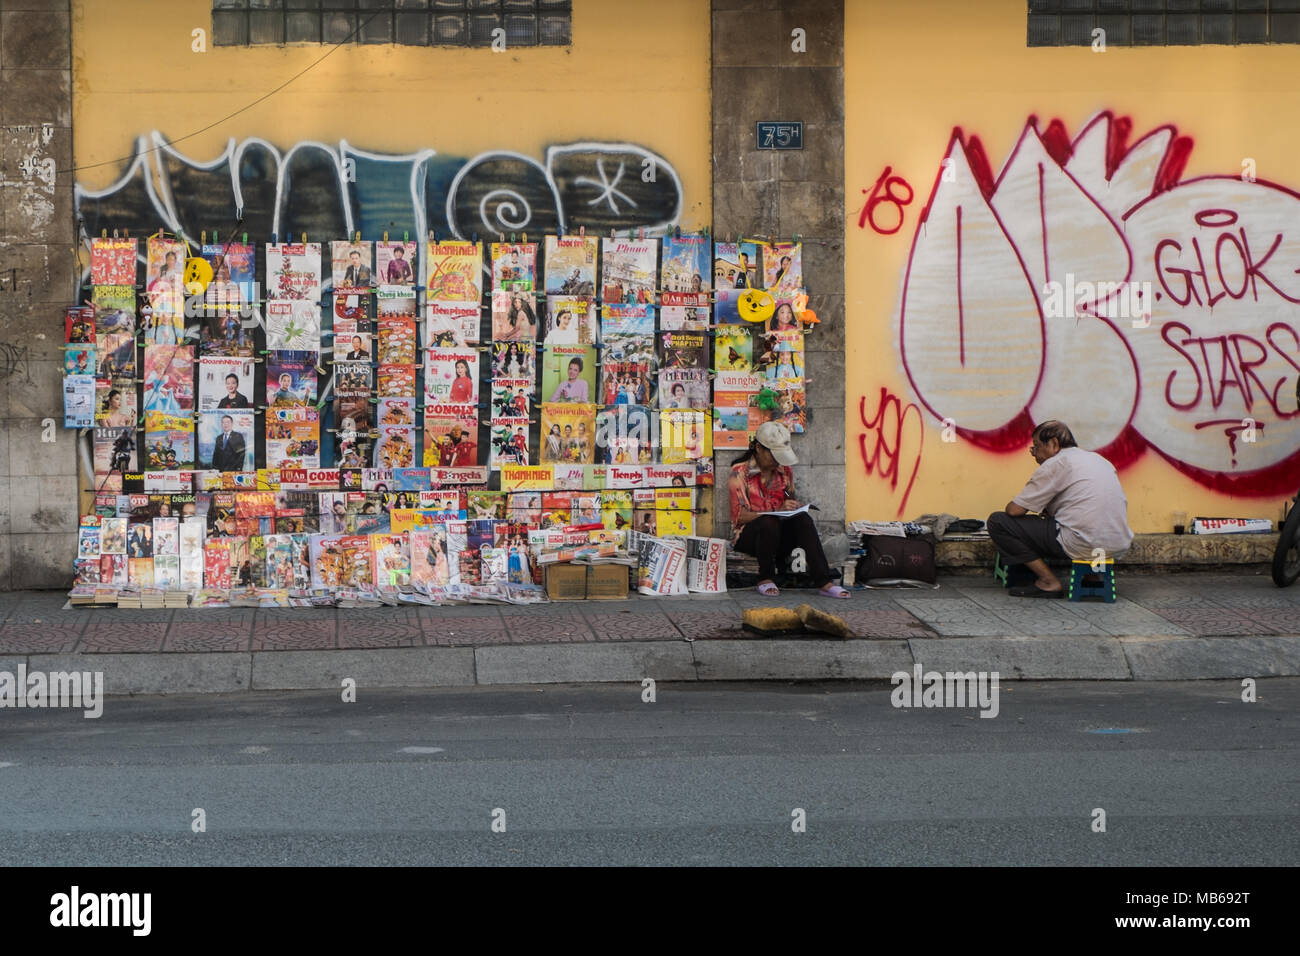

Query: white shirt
[[1013, 447, 1134, 560]]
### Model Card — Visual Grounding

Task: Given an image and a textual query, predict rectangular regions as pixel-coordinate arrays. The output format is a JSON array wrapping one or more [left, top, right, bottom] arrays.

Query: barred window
[[213, 0, 573, 48], [1028, 0, 1300, 47]]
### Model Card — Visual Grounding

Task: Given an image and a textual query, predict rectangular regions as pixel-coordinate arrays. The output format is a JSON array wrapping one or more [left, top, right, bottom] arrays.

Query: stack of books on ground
[[138, 587, 166, 609], [68, 584, 121, 608], [164, 589, 191, 608]]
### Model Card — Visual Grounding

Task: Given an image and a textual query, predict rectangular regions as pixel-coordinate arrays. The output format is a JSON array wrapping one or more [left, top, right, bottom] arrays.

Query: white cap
[[755, 421, 797, 466]]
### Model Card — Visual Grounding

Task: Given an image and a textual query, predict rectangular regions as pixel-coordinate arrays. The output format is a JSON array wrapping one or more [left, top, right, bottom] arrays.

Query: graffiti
[[0, 342, 33, 384], [894, 111, 1300, 496], [75, 133, 684, 259], [858, 386, 924, 517], [858, 166, 914, 236]]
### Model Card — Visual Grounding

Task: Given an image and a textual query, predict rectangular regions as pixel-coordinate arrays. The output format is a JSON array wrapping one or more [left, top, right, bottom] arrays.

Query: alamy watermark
[[891, 664, 999, 718], [0, 665, 103, 718], [1041, 274, 1154, 328]]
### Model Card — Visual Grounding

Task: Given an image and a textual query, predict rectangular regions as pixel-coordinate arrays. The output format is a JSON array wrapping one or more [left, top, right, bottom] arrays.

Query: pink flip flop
[[756, 581, 780, 596], [818, 584, 851, 599]]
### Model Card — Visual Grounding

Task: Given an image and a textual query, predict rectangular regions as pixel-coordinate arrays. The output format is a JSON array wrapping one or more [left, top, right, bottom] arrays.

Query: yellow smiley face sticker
[[737, 287, 775, 323], [183, 256, 213, 295]]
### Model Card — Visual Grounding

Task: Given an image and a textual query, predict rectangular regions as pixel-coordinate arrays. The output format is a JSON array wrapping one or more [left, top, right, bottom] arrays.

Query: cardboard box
[[545, 562, 588, 601], [586, 563, 630, 600]]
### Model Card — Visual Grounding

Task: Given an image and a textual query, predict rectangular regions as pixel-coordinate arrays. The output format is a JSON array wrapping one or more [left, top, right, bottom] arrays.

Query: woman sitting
[[728, 421, 849, 598]]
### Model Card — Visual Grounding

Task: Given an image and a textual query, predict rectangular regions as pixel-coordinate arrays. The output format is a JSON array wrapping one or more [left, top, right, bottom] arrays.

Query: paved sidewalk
[[1, 573, 1298, 694]]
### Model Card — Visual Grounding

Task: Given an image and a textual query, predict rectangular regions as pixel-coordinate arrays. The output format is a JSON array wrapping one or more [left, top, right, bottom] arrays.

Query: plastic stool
[[993, 553, 1009, 587], [1068, 560, 1116, 603]]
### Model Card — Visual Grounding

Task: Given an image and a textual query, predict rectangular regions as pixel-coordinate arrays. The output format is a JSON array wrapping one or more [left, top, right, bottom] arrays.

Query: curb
[[8, 634, 1300, 697]]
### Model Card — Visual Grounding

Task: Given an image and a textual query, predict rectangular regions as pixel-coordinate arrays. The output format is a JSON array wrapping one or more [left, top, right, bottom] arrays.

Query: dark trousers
[[986, 511, 1069, 565], [735, 513, 833, 582]]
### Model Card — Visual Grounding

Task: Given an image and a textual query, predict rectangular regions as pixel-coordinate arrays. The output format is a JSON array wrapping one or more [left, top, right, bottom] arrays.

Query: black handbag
[[857, 534, 937, 585]]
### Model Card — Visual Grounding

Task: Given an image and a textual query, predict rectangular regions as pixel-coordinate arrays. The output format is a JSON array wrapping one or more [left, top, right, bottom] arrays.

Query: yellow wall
[[72, 0, 710, 227], [846, 0, 1300, 531]]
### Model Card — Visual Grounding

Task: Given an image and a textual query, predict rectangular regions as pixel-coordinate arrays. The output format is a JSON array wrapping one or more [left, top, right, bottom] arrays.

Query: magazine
[[541, 344, 597, 404], [331, 240, 373, 291], [265, 243, 323, 301], [490, 379, 531, 421], [90, 286, 134, 336], [63, 375, 95, 429], [489, 422, 530, 470], [660, 409, 712, 463], [378, 397, 417, 428], [95, 331, 135, 380], [540, 403, 596, 464], [426, 240, 483, 301], [596, 405, 653, 464], [661, 235, 710, 293], [91, 237, 138, 286], [197, 410, 254, 472], [142, 345, 195, 414], [266, 406, 321, 468], [714, 324, 753, 373], [266, 350, 317, 406], [377, 285, 417, 318], [427, 299, 481, 347], [375, 425, 417, 469], [600, 238, 657, 304], [377, 364, 417, 398], [657, 331, 710, 408], [543, 235, 598, 295], [491, 242, 536, 292], [266, 300, 321, 351], [543, 295, 595, 345], [713, 240, 760, 290], [332, 317, 371, 363], [490, 340, 535, 380], [423, 404, 479, 467], [198, 356, 255, 411], [761, 240, 802, 295], [143, 411, 196, 470], [491, 290, 538, 342], [425, 347, 479, 404], [377, 316, 417, 365], [375, 241, 418, 287]]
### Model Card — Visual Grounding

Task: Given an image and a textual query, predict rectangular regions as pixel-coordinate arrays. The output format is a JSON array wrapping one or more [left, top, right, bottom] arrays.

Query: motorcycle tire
[[1271, 500, 1300, 588]]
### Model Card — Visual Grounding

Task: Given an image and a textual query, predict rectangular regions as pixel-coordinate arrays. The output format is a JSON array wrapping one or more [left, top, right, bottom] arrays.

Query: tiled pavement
[[0, 572, 1296, 655]]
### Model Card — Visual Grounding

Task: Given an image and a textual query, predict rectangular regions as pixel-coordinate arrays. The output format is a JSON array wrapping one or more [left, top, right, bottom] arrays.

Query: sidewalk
[[2, 572, 1298, 695]]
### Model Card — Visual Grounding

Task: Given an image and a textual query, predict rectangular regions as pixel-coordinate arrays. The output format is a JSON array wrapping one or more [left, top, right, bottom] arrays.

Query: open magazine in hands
[[760, 503, 817, 518]]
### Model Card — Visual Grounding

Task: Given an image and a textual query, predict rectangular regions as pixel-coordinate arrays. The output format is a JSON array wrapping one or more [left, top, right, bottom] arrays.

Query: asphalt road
[[0, 679, 1296, 866]]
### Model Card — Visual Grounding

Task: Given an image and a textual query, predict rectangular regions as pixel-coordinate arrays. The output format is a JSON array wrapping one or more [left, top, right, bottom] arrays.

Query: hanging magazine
[[600, 238, 657, 305], [491, 242, 537, 292], [426, 240, 483, 301], [543, 235, 598, 295]]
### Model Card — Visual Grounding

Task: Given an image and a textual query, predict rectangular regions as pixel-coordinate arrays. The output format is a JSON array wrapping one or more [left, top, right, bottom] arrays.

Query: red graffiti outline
[[858, 387, 925, 517]]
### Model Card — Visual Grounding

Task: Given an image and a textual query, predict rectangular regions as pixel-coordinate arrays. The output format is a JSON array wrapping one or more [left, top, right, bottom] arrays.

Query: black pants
[[986, 511, 1069, 565], [735, 513, 833, 582]]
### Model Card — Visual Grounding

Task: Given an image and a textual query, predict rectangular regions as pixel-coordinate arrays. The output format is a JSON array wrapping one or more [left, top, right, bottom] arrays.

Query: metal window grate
[[213, 0, 571, 47], [1028, 0, 1300, 45]]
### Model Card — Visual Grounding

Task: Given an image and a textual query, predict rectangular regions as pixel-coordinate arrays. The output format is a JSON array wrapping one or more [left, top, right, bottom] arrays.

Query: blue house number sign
[[756, 122, 803, 150]]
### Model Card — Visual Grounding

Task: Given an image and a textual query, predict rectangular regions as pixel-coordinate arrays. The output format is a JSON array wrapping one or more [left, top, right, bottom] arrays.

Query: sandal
[[756, 580, 780, 596], [818, 584, 851, 599]]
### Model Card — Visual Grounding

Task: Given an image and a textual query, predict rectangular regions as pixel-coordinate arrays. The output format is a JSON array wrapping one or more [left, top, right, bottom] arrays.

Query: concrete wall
[[0, 0, 78, 589], [711, 0, 847, 559], [846, 0, 1300, 532]]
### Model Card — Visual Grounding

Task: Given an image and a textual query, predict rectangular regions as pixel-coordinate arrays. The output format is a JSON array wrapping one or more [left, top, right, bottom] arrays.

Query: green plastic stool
[[993, 553, 1010, 587], [1068, 560, 1116, 603]]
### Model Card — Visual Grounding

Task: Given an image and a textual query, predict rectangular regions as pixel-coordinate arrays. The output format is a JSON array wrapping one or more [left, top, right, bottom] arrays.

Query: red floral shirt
[[728, 462, 795, 544]]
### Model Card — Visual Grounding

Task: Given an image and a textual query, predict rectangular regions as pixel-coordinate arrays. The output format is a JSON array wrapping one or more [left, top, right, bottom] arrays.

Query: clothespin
[[300, 233, 307, 245], [102, 229, 109, 239], [383, 231, 389, 242], [521, 232, 527, 244], [201, 231, 207, 244], [354, 231, 361, 243], [242, 232, 248, 245], [271, 233, 278, 245], [637, 228, 645, 241], [403, 231, 409, 243], [579, 226, 585, 238]]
